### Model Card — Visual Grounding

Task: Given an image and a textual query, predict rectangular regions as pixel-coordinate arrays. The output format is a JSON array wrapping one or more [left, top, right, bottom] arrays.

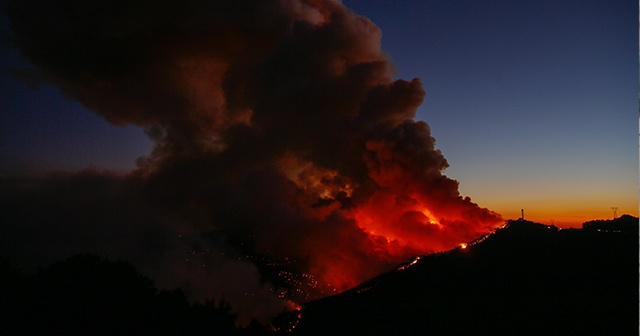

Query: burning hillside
[[2, 0, 502, 322]]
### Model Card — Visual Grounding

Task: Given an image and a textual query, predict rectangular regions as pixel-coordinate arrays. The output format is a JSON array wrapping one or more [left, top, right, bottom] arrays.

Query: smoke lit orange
[[3, 0, 504, 322]]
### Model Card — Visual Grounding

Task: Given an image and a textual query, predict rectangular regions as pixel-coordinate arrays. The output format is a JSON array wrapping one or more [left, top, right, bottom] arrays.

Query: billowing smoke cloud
[[2, 0, 502, 322], [0, 170, 288, 324]]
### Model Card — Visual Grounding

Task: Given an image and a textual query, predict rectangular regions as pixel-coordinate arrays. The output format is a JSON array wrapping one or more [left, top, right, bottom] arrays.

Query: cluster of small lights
[[246, 254, 292, 268], [277, 271, 330, 301], [180, 239, 337, 304], [278, 290, 288, 299], [355, 285, 374, 294], [241, 286, 279, 297], [185, 248, 211, 266], [274, 305, 303, 333]]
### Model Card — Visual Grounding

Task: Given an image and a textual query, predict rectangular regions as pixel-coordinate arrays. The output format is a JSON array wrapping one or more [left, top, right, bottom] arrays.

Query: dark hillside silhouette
[[583, 214, 639, 233], [290, 217, 639, 335], [2, 217, 636, 335], [1, 254, 250, 335]]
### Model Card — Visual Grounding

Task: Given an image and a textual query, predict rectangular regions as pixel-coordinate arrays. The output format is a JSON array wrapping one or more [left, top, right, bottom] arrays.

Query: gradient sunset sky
[[1, 0, 637, 227]]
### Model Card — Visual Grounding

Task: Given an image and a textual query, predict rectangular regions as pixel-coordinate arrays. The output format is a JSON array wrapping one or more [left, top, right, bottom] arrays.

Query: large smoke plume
[[2, 0, 502, 323]]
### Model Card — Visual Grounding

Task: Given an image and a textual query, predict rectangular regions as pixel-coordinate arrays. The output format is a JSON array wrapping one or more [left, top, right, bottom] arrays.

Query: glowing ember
[[460, 243, 468, 249], [397, 256, 422, 271], [286, 301, 302, 312]]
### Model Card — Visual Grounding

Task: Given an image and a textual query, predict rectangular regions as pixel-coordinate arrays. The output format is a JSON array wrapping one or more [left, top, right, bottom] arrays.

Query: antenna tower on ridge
[[611, 207, 618, 219]]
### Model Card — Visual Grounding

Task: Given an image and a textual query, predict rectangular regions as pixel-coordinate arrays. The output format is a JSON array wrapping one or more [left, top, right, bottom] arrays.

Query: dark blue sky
[[343, 0, 637, 224], [1, 0, 637, 225]]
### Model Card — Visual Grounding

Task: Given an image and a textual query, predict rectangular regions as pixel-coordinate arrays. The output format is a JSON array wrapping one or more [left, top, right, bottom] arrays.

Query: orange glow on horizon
[[495, 207, 638, 228], [468, 190, 637, 229]]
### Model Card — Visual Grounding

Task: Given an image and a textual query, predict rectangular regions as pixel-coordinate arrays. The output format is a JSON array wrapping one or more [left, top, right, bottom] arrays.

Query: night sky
[[0, 0, 637, 326], [2, 1, 636, 227], [345, 0, 638, 226], [2, 1, 637, 226]]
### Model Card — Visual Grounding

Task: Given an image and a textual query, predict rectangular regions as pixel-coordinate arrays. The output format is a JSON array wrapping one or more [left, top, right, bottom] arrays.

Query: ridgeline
[[289, 216, 638, 335]]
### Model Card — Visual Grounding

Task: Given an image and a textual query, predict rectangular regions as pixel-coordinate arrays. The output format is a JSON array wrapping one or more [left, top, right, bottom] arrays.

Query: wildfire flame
[[2, 0, 505, 321]]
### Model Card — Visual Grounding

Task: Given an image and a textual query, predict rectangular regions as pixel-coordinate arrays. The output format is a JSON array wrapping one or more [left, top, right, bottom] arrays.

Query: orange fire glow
[[274, 153, 502, 294]]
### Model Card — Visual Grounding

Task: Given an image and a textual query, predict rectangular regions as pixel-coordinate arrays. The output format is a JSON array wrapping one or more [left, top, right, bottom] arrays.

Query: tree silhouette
[[1, 254, 243, 335]]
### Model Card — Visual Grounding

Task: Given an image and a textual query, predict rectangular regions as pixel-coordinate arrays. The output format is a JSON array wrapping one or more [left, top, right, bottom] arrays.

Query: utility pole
[[521, 209, 524, 220], [611, 207, 618, 219]]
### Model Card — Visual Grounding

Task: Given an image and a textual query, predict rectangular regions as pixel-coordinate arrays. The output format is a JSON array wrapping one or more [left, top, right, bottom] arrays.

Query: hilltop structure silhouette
[[1, 216, 636, 335], [287, 216, 638, 335]]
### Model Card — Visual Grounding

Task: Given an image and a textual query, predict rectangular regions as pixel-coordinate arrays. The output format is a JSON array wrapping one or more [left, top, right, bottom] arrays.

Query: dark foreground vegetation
[[1, 216, 636, 335], [294, 216, 639, 335], [0, 254, 270, 335]]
